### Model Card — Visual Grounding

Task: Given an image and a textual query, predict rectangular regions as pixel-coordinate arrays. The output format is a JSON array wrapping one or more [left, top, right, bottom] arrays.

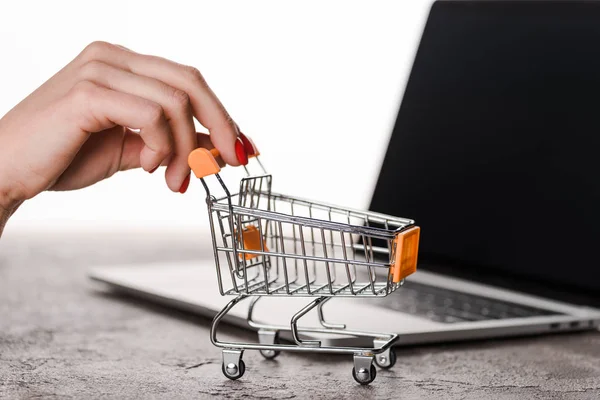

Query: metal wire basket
[[188, 142, 420, 385]]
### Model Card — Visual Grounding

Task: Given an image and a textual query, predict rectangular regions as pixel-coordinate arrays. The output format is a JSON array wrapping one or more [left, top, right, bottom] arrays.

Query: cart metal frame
[[188, 146, 420, 385]]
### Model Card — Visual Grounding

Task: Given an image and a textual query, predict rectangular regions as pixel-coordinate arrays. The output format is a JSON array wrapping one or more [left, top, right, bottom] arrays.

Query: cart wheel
[[259, 331, 280, 360], [352, 365, 377, 385], [259, 349, 280, 360], [222, 359, 246, 380], [375, 348, 397, 369]]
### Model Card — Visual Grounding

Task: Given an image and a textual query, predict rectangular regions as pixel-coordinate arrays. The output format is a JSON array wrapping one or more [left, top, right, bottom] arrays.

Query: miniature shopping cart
[[187, 142, 420, 385]]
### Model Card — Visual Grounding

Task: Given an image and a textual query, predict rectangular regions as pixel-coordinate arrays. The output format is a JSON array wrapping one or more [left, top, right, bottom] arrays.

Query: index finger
[[78, 42, 243, 166]]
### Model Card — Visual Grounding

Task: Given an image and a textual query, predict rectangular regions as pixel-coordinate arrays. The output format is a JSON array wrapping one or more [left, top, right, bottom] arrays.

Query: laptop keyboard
[[376, 281, 561, 323]]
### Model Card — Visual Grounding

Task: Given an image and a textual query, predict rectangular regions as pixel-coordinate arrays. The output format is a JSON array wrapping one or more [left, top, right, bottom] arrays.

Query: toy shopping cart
[[187, 142, 420, 385]]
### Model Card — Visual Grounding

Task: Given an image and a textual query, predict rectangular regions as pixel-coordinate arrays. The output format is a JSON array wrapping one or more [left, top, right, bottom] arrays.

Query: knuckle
[[144, 102, 166, 125], [183, 65, 207, 86], [169, 89, 190, 110], [64, 81, 99, 129], [68, 80, 97, 102], [78, 60, 105, 81], [79, 41, 113, 62], [142, 103, 173, 157]]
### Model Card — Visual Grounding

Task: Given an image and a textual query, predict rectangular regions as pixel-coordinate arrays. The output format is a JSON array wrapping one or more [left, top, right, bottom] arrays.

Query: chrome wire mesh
[[205, 173, 414, 297]]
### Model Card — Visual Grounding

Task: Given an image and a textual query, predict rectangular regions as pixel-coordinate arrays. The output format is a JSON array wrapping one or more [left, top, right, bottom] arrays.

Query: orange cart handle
[[188, 140, 260, 179]]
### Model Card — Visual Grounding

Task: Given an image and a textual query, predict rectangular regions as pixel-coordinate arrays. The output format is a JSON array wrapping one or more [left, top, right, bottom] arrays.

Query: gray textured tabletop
[[1, 231, 599, 400]]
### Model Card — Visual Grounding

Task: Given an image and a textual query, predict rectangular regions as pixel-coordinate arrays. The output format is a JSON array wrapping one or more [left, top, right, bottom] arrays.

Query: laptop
[[90, 0, 600, 346]]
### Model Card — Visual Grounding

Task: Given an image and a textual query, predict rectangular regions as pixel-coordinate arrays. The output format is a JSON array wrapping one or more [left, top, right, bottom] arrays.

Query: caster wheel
[[259, 349, 280, 360], [352, 364, 377, 385], [222, 359, 246, 380], [375, 348, 397, 369], [259, 331, 280, 360]]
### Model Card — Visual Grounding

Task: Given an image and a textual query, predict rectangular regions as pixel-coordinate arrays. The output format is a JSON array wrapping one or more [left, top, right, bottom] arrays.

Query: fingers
[[76, 41, 241, 166], [78, 60, 196, 191], [119, 130, 146, 171], [64, 80, 175, 179], [120, 132, 218, 172]]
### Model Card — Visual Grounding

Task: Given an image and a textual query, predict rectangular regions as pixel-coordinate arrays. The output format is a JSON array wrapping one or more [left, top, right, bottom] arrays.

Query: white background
[[0, 0, 432, 232]]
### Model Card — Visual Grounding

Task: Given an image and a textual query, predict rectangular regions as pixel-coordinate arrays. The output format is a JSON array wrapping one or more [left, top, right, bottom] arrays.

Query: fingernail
[[179, 174, 191, 194], [149, 166, 159, 174], [239, 132, 255, 156], [235, 138, 249, 165]]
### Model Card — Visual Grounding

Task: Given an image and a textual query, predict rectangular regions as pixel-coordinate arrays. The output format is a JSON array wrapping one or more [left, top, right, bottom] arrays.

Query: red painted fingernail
[[235, 138, 249, 165], [179, 174, 191, 194], [239, 132, 255, 156], [149, 166, 159, 174]]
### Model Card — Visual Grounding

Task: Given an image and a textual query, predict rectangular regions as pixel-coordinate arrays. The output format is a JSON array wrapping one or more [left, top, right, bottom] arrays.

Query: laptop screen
[[370, 0, 600, 291]]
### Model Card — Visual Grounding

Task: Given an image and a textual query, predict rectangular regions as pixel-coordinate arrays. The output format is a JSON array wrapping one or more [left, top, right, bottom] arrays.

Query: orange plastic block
[[188, 148, 221, 178], [391, 226, 420, 283], [237, 225, 268, 260]]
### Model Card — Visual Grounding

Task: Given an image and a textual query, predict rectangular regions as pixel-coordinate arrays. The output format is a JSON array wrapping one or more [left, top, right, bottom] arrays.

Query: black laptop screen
[[370, 0, 600, 291]]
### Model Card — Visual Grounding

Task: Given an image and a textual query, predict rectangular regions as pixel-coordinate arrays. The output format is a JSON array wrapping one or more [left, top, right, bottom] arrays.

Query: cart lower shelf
[[211, 295, 399, 385]]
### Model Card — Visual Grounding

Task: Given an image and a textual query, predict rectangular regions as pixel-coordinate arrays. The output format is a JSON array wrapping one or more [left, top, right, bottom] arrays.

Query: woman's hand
[[0, 42, 251, 233]]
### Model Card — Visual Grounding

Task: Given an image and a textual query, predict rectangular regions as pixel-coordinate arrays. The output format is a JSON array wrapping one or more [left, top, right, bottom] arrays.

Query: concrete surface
[[1, 231, 599, 400]]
